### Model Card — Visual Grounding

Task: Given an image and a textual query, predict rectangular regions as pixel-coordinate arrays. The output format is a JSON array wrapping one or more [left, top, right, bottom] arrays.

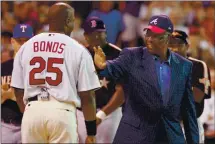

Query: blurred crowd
[[1, 1, 215, 68], [1, 1, 215, 142]]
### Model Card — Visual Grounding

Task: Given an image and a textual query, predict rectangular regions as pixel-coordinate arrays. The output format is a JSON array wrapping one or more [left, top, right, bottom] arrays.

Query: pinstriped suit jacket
[[106, 47, 199, 144]]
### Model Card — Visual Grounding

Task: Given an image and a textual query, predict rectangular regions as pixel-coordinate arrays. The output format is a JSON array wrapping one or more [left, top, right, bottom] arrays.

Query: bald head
[[48, 2, 75, 35]]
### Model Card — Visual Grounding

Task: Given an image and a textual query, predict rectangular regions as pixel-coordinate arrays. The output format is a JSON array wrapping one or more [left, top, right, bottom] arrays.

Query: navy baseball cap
[[144, 15, 173, 34], [13, 24, 34, 38], [171, 30, 189, 45], [83, 17, 106, 34]]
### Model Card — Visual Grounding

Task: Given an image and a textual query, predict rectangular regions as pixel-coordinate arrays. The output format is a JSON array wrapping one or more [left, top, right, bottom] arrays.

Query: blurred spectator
[[202, 1, 213, 8], [201, 6, 215, 45], [71, 1, 92, 20], [145, 1, 172, 20], [88, 1, 125, 46], [137, 2, 151, 41], [70, 13, 87, 46], [37, 4, 49, 34], [14, 2, 39, 33], [1, 2, 17, 32], [188, 30, 215, 69], [169, 5, 189, 34], [121, 2, 140, 47], [181, 2, 196, 26], [1, 1, 214, 71], [193, 2, 206, 24]]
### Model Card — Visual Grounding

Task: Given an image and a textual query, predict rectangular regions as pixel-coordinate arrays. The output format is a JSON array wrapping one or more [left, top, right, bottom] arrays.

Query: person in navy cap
[[93, 15, 199, 143], [77, 16, 124, 143], [169, 30, 211, 143], [1, 24, 33, 143]]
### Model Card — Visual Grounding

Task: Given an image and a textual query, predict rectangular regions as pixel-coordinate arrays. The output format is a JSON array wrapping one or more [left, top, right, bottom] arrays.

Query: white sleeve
[[11, 47, 24, 89], [199, 98, 212, 124], [77, 50, 101, 92]]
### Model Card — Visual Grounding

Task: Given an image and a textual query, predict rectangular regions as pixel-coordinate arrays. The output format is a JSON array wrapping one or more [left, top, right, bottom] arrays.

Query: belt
[[28, 96, 38, 102], [27, 95, 77, 108], [77, 108, 82, 111], [77, 108, 101, 113]]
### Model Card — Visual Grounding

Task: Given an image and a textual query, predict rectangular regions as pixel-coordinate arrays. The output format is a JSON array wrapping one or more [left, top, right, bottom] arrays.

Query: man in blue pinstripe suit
[[94, 15, 199, 144]]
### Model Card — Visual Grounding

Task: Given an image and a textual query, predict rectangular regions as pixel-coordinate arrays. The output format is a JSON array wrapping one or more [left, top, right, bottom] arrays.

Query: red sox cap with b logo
[[13, 24, 34, 38], [83, 17, 106, 34], [144, 15, 174, 34]]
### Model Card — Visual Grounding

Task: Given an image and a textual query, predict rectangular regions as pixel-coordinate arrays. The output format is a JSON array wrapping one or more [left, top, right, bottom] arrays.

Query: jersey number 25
[[29, 57, 64, 86]]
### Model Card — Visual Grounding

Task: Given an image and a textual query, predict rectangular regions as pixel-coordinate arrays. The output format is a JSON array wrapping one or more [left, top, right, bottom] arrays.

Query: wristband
[[96, 110, 107, 121], [85, 120, 97, 136]]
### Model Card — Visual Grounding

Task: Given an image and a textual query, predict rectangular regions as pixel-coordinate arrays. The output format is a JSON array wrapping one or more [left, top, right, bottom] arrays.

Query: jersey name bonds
[[33, 41, 65, 54]]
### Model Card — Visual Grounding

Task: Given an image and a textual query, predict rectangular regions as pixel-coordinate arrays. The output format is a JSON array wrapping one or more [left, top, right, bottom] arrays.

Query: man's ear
[[65, 17, 70, 28], [11, 38, 15, 45], [84, 33, 89, 41]]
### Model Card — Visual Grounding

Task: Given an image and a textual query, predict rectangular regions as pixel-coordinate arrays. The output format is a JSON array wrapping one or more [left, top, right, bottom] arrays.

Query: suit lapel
[[168, 53, 181, 105], [141, 48, 161, 95]]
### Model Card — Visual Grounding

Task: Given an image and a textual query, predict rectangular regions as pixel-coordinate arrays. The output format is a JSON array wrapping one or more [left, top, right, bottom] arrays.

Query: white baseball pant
[[21, 96, 78, 143]]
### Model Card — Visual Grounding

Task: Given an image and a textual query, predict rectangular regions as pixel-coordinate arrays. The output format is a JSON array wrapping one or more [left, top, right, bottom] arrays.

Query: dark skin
[[169, 37, 205, 103], [48, 3, 75, 36], [144, 29, 171, 61], [14, 88, 25, 113], [14, 3, 96, 143], [12, 38, 29, 45], [168, 37, 187, 57], [11, 37, 29, 56], [84, 31, 125, 125], [84, 31, 107, 51]]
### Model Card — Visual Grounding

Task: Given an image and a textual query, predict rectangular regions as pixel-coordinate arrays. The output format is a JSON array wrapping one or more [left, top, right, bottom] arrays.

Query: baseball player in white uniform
[[11, 3, 100, 143]]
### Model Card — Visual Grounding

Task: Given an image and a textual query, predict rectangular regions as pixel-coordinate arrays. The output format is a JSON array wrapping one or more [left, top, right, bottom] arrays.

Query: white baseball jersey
[[11, 33, 101, 107]]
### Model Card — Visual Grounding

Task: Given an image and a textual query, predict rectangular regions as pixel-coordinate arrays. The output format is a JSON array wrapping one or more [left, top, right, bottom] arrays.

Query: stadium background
[[1, 1, 215, 141]]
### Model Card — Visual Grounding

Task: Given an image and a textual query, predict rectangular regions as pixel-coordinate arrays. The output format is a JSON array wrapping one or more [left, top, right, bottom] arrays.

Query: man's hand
[[96, 117, 102, 126], [2, 83, 9, 91], [205, 130, 215, 138], [2, 88, 16, 100], [85, 136, 96, 143], [1, 84, 16, 103], [93, 46, 106, 69]]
